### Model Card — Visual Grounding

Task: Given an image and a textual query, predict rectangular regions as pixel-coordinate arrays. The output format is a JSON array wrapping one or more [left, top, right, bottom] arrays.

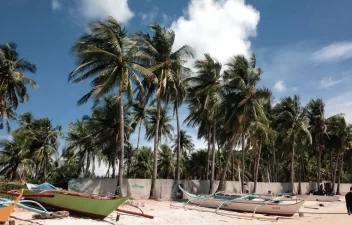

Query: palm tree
[[69, 17, 153, 196], [306, 98, 342, 192], [145, 106, 174, 143], [90, 96, 133, 178], [64, 119, 98, 177], [135, 23, 194, 199], [218, 54, 271, 192], [129, 146, 153, 179], [0, 134, 32, 179], [172, 130, 194, 156], [273, 95, 312, 193], [131, 97, 150, 149], [188, 150, 207, 180], [158, 144, 175, 179], [15, 115, 62, 180], [185, 53, 222, 193], [0, 42, 37, 129]]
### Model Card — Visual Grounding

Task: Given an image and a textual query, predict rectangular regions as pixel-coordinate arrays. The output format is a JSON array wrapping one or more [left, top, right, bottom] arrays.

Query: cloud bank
[[312, 42, 352, 62]]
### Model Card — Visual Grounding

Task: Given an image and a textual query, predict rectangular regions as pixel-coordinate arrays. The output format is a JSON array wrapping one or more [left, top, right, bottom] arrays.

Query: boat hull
[[181, 189, 304, 217], [22, 190, 128, 219]]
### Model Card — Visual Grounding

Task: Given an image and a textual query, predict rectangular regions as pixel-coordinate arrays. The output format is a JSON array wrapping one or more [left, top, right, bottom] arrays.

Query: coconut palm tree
[[188, 150, 207, 180], [0, 134, 32, 179], [90, 96, 133, 178], [145, 106, 174, 143], [69, 17, 154, 196], [158, 144, 175, 179], [129, 146, 153, 179], [131, 97, 150, 149], [172, 130, 194, 156], [218, 54, 271, 192], [185, 53, 222, 193], [273, 95, 312, 193], [0, 42, 37, 129], [135, 23, 194, 199]]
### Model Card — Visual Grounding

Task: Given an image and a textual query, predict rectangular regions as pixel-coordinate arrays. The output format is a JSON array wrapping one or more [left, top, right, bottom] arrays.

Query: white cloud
[[78, 0, 134, 24], [139, 7, 158, 25], [273, 80, 286, 92], [318, 76, 345, 89], [312, 42, 352, 62], [325, 91, 352, 124], [170, 0, 260, 68], [52, 0, 61, 10]]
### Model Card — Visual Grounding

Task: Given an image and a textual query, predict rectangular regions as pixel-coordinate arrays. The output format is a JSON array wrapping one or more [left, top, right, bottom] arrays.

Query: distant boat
[[179, 185, 305, 217]]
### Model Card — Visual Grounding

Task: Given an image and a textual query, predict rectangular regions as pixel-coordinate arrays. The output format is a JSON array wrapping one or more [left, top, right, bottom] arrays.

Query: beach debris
[[319, 204, 325, 207], [32, 211, 70, 219]]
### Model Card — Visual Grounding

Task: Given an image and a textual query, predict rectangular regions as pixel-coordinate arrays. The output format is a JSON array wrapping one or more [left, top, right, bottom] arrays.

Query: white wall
[[68, 179, 351, 199]]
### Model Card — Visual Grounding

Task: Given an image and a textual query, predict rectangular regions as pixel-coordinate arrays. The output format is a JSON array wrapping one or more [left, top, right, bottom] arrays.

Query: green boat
[[21, 185, 129, 220]]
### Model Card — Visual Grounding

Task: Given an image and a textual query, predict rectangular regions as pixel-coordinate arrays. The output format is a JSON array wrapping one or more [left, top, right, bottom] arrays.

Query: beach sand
[[8, 196, 352, 225]]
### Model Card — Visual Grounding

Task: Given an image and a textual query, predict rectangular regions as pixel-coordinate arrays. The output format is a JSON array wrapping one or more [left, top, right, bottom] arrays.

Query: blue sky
[[1, 0, 352, 154]]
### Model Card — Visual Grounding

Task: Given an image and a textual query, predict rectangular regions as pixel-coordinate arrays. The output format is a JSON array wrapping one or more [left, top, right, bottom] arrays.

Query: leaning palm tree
[[218, 54, 271, 192], [273, 95, 312, 193], [69, 17, 154, 196], [135, 23, 194, 199], [185, 53, 222, 193], [0, 42, 37, 129]]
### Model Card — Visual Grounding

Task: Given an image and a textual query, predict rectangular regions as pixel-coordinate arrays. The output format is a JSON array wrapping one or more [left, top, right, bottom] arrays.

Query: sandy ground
[[7, 197, 352, 225]]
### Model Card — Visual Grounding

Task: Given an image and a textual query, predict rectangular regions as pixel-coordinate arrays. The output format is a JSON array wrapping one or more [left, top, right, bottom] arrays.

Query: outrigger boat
[[21, 183, 129, 220], [179, 185, 305, 217]]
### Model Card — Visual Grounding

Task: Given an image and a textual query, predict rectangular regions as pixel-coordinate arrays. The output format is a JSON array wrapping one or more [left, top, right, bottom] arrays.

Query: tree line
[[0, 16, 351, 197]]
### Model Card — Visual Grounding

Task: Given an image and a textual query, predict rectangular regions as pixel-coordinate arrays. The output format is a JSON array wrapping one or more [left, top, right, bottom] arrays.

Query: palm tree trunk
[[232, 153, 235, 180], [206, 128, 211, 180], [290, 134, 295, 194], [337, 153, 344, 195], [92, 154, 95, 177], [175, 100, 181, 182], [218, 133, 239, 191], [106, 161, 111, 178], [210, 120, 217, 194], [253, 138, 262, 193], [150, 95, 162, 199], [241, 132, 245, 193], [112, 160, 116, 178], [117, 91, 125, 197], [332, 152, 339, 194], [317, 137, 322, 192], [86, 152, 90, 177], [137, 122, 142, 149]]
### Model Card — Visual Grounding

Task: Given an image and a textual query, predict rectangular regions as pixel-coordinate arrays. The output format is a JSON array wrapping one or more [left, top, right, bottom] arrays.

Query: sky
[[1, 0, 352, 174]]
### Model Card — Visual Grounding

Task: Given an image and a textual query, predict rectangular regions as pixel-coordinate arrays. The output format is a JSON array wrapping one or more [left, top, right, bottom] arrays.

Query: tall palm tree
[[135, 23, 194, 199], [185, 53, 222, 193], [69, 17, 153, 196], [0, 42, 37, 129], [273, 95, 312, 193], [218, 54, 271, 192]]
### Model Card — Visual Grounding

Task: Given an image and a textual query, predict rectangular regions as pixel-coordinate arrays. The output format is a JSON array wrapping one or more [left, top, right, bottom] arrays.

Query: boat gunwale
[[24, 189, 128, 201]]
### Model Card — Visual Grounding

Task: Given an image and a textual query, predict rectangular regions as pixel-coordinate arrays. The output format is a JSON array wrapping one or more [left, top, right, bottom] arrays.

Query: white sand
[[8, 197, 352, 225]]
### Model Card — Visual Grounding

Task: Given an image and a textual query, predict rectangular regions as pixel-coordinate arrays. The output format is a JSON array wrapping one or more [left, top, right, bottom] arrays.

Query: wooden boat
[[179, 186, 305, 217], [0, 189, 23, 224], [22, 189, 129, 219]]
